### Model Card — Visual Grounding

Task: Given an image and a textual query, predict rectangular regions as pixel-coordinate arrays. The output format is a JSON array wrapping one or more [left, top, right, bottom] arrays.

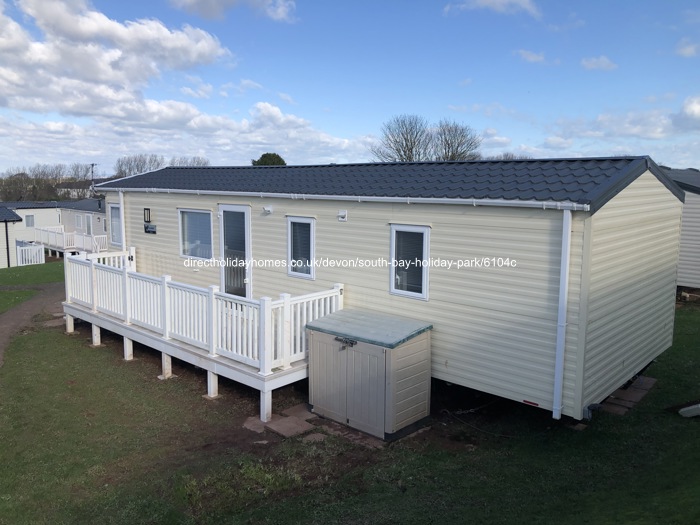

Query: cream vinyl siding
[[581, 171, 682, 411], [677, 191, 700, 288], [112, 191, 573, 413], [12, 208, 61, 243], [60, 208, 106, 234], [1, 221, 19, 268]]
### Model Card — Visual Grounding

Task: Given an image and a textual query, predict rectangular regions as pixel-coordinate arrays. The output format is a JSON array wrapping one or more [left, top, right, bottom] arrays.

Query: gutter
[[552, 209, 572, 419], [98, 187, 591, 212]]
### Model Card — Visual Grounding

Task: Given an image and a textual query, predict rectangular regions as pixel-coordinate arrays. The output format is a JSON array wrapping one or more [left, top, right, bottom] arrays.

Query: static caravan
[[0, 207, 22, 269], [70, 156, 683, 421], [662, 167, 700, 289]]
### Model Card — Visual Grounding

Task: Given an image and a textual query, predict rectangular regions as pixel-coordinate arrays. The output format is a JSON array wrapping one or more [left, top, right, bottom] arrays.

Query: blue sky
[[1, 0, 699, 175]]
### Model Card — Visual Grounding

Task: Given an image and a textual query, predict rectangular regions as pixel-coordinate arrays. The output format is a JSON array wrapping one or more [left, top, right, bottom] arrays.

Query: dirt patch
[[0, 281, 66, 367]]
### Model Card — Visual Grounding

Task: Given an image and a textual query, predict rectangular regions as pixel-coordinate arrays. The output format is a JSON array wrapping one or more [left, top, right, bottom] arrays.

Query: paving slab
[[632, 376, 657, 391], [265, 415, 315, 438], [243, 414, 284, 434], [282, 403, 318, 421], [316, 420, 385, 449], [610, 387, 648, 403], [601, 403, 628, 416]]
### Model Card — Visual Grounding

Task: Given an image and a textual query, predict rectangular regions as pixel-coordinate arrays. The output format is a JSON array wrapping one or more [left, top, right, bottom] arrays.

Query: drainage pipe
[[552, 209, 572, 419]]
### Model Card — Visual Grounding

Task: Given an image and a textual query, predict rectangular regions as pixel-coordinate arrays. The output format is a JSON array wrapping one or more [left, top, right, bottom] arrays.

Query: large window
[[287, 217, 315, 279], [390, 224, 430, 300], [180, 209, 212, 259], [25, 214, 35, 227], [109, 205, 122, 246]]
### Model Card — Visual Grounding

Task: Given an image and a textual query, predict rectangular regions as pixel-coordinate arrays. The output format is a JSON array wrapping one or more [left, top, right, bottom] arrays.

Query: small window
[[25, 214, 35, 227], [180, 210, 212, 259], [287, 217, 315, 279], [390, 224, 430, 300], [109, 204, 122, 247], [75, 214, 83, 230]]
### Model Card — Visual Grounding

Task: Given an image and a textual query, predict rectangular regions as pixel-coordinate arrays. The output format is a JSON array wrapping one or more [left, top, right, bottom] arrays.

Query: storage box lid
[[306, 309, 432, 349]]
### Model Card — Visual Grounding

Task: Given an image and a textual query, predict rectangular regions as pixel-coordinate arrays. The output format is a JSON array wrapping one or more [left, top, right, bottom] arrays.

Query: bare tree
[[370, 115, 481, 162], [485, 152, 533, 160], [113, 154, 166, 178], [432, 119, 482, 161], [369, 114, 433, 162], [169, 155, 210, 167]]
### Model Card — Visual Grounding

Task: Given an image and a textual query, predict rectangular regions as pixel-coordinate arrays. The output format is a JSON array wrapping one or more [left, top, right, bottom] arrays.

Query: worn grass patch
[[0, 289, 37, 313], [1, 306, 699, 524], [0, 261, 64, 285]]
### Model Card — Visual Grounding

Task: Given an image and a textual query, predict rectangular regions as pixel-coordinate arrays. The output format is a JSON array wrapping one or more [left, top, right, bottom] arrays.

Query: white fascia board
[[98, 187, 591, 212]]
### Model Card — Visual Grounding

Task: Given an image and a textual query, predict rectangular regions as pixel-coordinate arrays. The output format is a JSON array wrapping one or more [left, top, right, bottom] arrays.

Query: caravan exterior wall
[[104, 169, 681, 419]]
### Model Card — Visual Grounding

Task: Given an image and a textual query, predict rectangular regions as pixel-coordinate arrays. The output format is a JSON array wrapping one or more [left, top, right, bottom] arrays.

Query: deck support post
[[65, 314, 75, 334], [204, 371, 220, 400], [158, 353, 173, 380], [123, 337, 133, 361], [260, 389, 272, 422], [90, 324, 101, 346]]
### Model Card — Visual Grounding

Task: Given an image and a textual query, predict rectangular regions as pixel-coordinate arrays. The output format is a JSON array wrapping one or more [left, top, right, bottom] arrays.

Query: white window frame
[[390, 224, 430, 301], [287, 216, 315, 280], [75, 214, 83, 231], [179, 209, 213, 260], [25, 214, 35, 228], [108, 204, 122, 247]]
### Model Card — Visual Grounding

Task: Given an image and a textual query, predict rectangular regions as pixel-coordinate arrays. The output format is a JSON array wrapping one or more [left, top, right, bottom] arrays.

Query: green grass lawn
[[0, 289, 37, 314], [1, 306, 699, 524], [0, 260, 64, 286]]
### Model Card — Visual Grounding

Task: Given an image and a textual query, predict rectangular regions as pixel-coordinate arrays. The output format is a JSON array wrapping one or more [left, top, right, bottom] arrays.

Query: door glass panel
[[223, 211, 247, 297]]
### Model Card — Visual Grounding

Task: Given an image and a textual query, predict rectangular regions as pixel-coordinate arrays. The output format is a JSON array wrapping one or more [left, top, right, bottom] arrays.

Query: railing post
[[128, 247, 136, 271], [122, 265, 131, 324], [258, 296, 273, 376], [334, 283, 344, 311], [208, 285, 219, 356], [280, 293, 292, 369], [162, 275, 171, 339], [64, 253, 72, 303], [90, 257, 97, 312]]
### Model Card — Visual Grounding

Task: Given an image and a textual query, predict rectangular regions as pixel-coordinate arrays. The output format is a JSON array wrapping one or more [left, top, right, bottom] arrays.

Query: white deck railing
[[64, 250, 344, 375], [16, 241, 45, 266], [34, 226, 108, 253]]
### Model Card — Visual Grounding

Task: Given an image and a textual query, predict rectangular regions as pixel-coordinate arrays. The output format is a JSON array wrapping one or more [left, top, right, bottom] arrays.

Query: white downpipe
[[118, 190, 126, 250], [552, 209, 572, 420]]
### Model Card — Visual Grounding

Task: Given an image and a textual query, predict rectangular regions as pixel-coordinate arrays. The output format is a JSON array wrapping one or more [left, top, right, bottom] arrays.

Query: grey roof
[[0, 200, 62, 209], [660, 166, 700, 194], [0, 198, 105, 212], [0, 207, 22, 222], [59, 198, 105, 213], [97, 156, 684, 213]]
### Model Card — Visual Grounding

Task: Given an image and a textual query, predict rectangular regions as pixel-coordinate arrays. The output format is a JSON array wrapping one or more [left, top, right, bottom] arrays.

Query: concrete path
[[0, 282, 65, 367]]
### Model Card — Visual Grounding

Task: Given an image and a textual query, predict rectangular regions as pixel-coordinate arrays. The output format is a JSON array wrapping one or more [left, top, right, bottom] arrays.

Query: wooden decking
[[62, 250, 344, 421]]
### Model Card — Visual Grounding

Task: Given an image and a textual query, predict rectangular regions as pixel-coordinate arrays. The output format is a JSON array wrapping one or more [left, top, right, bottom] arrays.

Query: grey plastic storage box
[[306, 309, 433, 439]]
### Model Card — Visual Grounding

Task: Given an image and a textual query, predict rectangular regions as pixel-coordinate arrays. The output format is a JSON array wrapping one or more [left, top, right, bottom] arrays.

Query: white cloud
[[170, 0, 296, 21], [481, 128, 512, 148], [181, 76, 213, 99], [0, 0, 229, 121], [676, 38, 698, 57], [278, 92, 295, 104], [445, 0, 540, 17], [672, 95, 700, 130], [516, 49, 544, 63], [542, 136, 572, 150], [581, 55, 618, 70]]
